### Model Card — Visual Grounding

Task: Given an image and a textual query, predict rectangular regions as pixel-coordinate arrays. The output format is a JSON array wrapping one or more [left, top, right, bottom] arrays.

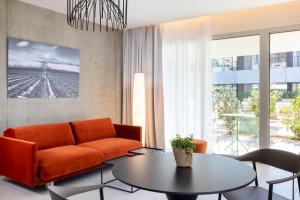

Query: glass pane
[[270, 31, 300, 154], [212, 36, 260, 155]]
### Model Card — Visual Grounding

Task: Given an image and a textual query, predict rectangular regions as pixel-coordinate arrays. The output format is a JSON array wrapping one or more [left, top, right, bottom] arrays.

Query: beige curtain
[[122, 26, 165, 148]]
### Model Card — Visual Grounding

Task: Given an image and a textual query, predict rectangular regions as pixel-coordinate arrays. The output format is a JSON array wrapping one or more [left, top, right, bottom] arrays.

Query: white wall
[[212, 0, 300, 35]]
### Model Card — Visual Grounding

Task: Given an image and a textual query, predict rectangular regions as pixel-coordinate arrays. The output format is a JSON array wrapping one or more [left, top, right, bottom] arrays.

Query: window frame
[[212, 24, 300, 150]]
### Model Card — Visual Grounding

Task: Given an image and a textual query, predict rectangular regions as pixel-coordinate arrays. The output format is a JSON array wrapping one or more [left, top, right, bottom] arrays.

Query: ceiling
[[19, 0, 293, 29]]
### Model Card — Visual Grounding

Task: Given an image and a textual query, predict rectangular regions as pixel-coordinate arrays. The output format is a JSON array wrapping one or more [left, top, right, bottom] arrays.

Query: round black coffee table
[[112, 153, 256, 200]]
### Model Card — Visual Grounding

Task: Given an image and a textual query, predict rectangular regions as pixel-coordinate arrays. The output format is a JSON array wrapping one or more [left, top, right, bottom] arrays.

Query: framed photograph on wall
[[7, 37, 80, 98]]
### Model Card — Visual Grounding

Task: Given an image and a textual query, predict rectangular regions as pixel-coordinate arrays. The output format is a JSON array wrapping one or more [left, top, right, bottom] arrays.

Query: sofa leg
[[47, 182, 55, 186]]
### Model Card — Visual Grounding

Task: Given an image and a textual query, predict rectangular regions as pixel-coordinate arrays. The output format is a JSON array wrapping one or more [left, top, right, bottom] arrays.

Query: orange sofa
[[0, 118, 142, 187]]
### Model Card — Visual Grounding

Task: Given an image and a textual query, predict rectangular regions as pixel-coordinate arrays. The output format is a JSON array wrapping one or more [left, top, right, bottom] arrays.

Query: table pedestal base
[[166, 193, 198, 200]]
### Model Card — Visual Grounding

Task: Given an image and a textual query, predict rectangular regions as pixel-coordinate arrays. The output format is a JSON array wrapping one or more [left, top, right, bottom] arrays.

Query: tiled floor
[[0, 163, 299, 200]]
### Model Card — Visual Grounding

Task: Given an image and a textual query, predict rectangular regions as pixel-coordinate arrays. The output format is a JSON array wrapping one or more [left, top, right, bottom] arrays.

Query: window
[[270, 31, 300, 154], [211, 36, 260, 155]]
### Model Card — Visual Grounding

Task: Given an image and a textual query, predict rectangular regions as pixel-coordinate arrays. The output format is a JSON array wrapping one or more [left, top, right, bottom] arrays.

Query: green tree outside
[[248, 89, 282, 119], [213, 86, 241, 135], [280, 96, 300, 139]]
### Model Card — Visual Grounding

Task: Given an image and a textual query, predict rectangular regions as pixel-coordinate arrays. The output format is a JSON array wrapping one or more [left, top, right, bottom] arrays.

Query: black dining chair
[[221, 149, 300, 200], [48, 184, 106, 200]]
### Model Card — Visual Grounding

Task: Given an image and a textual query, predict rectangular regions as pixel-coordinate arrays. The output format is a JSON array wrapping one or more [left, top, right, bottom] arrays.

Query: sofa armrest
[[0, 136, 38, 186], [114, 124, 142, 142]]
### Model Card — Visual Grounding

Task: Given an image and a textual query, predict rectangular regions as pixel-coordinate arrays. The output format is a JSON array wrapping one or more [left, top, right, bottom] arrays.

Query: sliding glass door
[[270, 31, 300, 153], [211, 36, 260, 155], [161, 26, 300, 155]]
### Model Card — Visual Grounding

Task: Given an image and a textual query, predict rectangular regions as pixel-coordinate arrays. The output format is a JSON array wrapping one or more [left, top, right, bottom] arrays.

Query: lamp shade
[[133, 73, 146, 144]]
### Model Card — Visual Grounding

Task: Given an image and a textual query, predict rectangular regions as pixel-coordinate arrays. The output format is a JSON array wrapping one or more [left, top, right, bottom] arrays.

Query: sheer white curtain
[[161, 17, 213, 150]]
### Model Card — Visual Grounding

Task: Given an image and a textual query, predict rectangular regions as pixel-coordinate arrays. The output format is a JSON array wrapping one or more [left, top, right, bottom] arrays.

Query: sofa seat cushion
[[38, 145, 103, 182], [70, 118, 116, 144], [79, 138, 142, 161], [4, 123, 75, 150]]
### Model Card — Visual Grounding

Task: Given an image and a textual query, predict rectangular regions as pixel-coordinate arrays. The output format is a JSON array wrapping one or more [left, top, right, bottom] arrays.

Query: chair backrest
[[237, 149, 300, 174]]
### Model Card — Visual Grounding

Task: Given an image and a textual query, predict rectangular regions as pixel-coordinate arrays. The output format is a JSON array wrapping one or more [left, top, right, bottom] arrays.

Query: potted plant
[[171, 135, 196, 167]]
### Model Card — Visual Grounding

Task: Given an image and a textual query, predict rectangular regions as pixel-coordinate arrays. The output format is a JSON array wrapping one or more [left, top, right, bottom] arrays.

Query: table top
[[112, 153, 256, 195], [129, 147, 165, 155]]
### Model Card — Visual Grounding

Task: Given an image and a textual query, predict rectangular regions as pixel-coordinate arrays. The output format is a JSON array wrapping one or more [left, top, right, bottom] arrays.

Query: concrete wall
[[0, 0, 7, 133], [212, 0, 300, 35], [0, 0, 122, 132]]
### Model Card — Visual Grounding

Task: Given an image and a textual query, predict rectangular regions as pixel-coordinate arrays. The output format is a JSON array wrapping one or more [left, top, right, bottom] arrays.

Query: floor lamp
[[133, 73, 146, 145]]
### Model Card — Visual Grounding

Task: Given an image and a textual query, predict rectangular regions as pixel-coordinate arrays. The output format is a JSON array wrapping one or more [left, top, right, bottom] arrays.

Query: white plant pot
[[172, 147, 193, 167]]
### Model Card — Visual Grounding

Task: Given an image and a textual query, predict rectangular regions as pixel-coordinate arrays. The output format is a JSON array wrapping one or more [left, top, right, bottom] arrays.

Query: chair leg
[[100, 188, 104, 200], [252, 161, 258, 187], [292, 176, 295, 200], [268, 184, 273, 200], [298, 178, 300, 197], [218, 193, 222, 200]]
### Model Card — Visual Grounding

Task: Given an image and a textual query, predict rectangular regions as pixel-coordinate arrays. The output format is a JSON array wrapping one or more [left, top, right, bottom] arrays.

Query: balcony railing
[[213, 66, 300, 85]]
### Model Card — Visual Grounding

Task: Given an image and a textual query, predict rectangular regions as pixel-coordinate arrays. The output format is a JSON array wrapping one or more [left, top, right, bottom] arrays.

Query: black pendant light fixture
[[67, 0, 128, 32]]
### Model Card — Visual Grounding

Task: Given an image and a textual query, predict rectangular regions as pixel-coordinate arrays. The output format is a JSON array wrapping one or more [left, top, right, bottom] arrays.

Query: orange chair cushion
[[4, 123, 75, 150], [70, 118, 116, 144], [192, 139, 208, 154], [38, 145, 103, 182], [79, 138, 142, 161]]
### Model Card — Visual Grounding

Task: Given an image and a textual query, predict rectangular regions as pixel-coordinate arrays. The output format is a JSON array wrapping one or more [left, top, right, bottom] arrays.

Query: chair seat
[[223, 186, 289, 200], [79, 137, 142, 161], [38, 145, 103, 182]]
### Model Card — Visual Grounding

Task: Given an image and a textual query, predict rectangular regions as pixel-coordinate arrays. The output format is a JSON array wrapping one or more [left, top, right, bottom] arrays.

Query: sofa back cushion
[[70, 118, 116, 144], [4, 123, 75, 150]]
